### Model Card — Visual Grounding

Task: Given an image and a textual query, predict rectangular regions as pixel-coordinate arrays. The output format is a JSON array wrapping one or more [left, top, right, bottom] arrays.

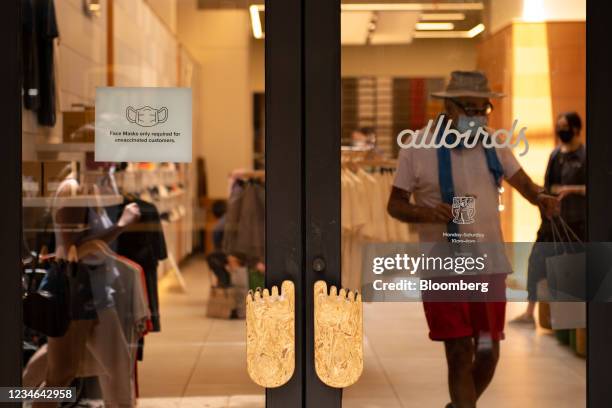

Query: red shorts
[[421, 275, 507, 341]]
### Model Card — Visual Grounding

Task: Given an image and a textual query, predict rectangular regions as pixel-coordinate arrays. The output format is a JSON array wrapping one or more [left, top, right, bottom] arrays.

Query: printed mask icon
[[126, 106, 168, 127]]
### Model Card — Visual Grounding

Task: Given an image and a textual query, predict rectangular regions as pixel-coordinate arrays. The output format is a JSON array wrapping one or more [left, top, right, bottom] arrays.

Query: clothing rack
[[352, 159, 397, 168], [341, 150, 397, 169], [340, 145, 374, 152]]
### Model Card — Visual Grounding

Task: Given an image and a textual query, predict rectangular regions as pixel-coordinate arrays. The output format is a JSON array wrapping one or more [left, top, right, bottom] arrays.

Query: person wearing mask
[[387, 71, 559, 408], [511, 111, 586, 325]]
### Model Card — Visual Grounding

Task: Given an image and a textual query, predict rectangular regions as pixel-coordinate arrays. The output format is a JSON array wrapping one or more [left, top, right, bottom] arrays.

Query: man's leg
[[444, 337, 477, 408], [473, 338, 500, 399], [206, 251, 231, 287], [512, 242, 548, 324]]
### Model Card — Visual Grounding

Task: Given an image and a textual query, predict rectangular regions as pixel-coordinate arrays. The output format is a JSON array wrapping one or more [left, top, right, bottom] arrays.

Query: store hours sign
[[95, 87, 192, 163]]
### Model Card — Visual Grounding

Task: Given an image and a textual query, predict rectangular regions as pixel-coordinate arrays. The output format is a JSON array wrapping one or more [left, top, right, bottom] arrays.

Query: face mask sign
[[126, 106, 168, 127], [95, 87, 192, 163]]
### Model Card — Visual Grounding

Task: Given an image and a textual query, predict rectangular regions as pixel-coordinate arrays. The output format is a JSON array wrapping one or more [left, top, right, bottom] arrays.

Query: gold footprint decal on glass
[[314, 280, 363, 388], [246, 280, 295, 388]]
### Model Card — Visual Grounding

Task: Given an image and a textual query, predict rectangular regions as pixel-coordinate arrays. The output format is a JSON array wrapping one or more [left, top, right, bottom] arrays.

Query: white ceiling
[[341, 12, 373, 45], [369, 11, 419, 45]]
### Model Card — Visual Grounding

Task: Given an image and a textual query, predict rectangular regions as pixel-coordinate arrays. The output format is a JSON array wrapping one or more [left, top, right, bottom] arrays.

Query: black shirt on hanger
[[109, 197, 168, 332], [22, 0, 59, 126]]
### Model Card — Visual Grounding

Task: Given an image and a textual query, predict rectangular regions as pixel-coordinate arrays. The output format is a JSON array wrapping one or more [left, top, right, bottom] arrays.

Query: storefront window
[[17, 0, 589, 407], [21, 0, 265, 405]]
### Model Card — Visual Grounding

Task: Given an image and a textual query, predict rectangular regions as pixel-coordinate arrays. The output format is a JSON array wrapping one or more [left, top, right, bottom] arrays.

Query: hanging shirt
[[22, 0, 59, 126], [110, 198, 168, 332]]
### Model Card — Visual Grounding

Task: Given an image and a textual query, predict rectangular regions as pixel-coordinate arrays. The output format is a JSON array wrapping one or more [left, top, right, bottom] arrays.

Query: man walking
[[387, 71, 558, 408]]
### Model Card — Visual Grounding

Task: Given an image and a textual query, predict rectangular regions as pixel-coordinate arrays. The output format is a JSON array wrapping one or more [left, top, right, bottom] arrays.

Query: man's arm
[[387, 186, 453, 224], [506, 169, 559, 218]]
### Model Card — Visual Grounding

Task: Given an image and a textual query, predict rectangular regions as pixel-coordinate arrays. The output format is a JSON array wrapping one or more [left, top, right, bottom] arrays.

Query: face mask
[[557, 129, 574, 143], [126, 106, 168, 127], [455, 115, 487, 134]]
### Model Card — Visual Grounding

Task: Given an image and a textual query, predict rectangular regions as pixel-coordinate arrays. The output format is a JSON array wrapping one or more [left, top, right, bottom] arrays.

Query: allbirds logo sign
[[397, 115, 529, 156]]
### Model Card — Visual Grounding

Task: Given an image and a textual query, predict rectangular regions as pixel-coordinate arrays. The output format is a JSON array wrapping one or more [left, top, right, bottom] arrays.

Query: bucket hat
[[431, 70, 505, 99]]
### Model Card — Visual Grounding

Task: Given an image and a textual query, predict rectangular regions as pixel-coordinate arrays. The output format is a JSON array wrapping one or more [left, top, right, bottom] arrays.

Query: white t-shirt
[[393, 129, 522, 273]]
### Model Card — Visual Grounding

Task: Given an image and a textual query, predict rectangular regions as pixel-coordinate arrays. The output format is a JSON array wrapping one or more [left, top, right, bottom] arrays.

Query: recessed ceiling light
[[413, 23, 485, 38], [341, 3, 484, 12], [420, 13, 465, 21], [523, 0, 546, 22], [416, 22, 455, 31], [467, 23, 485, 37], [250, 4, 481, 12]]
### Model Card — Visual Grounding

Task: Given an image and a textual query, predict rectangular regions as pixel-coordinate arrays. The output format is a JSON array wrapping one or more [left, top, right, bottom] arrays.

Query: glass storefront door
[[15, 0, 280, 406], [337, 1, 588, 407]]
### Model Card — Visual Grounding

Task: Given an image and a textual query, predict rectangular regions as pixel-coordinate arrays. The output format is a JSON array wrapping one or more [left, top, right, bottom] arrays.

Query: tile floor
[[137, 256, 585, 408]]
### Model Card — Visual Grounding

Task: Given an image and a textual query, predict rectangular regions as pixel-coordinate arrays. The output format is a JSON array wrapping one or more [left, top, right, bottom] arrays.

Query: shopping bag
[[546, 217, 586, 301], [23, 260, 73, 337], [206, 286, 238, 319], [549, 301, 586, 329], [546, 251, 586, 301]]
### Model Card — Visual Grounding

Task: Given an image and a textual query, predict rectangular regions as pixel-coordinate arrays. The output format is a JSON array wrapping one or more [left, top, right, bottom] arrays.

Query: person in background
[[206, 200, 232, 287], [387, 71, 559, 408], [351, 126, 386, 159], [511, 111, 586, 325], [351, 126, 376, 149]]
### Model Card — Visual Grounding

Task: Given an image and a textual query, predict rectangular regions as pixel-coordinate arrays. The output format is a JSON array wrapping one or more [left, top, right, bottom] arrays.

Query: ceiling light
[[522, 0, 546, 22], [251, 4, 480, 12], [467, 23, 485, 37], [414, 23, 485, 38], [416, 22, 454, 31], [414, 31, 466, 38], [341, 3, 484, 12], [83, 0, 101, 17], [420, 13, 465, 21], [249, 5, 264, 39]]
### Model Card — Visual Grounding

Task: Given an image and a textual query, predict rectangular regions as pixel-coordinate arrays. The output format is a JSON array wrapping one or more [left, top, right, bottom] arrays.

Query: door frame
[[586, 1, 612, 406], [265, 0, 342, 406], [265, 0, 305, 406], [3, 0, 612, 408], [0, 1, 23, 405]]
